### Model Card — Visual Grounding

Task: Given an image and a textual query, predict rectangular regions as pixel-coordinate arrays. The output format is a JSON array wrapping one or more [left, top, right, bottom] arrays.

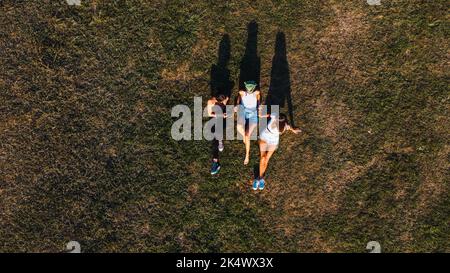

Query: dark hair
[[278, 113, 288, 132], [216, 94, 226, 103]]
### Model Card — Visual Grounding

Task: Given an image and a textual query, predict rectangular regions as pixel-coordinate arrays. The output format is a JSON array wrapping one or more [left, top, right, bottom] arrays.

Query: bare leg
[[237, 124, 245, 143], [244, 123, 257, 165], [259, 155, 266, 178], [259, 147, 275, 178], [259, 141, 268, 178]]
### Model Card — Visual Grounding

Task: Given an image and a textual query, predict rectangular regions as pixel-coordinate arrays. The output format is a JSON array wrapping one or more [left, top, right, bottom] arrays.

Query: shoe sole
[[252, 180, 259, 190], [211, 166, 221, 175], [259, 181, 265, 190]]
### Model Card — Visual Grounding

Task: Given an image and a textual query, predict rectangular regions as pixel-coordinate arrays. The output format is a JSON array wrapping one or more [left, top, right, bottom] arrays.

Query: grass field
[[0, 0, 449, 252]]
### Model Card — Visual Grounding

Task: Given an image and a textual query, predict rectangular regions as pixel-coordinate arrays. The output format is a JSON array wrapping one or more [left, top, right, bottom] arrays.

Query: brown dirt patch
[[315, 4, 370, 85]]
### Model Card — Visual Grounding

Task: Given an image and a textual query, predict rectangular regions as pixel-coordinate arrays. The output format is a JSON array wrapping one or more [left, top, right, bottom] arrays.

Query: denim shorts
[[237, 108, 258, 127]]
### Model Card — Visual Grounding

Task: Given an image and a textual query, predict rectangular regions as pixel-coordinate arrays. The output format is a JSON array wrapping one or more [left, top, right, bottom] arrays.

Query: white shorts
[[259, 130, 279, 146]]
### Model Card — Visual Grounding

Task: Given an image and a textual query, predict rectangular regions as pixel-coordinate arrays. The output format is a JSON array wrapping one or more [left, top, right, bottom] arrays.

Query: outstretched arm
[[235, 92, 242, 105], [256, 90, 261, 106], [256, 90, 262, 114], [255, 91, 269, 117], [258, 108, 270, 118], [206, 99, 216, 117], [285, 124, 302, 134], [234, 92, 243, 112], [223, 97, 229, 117]]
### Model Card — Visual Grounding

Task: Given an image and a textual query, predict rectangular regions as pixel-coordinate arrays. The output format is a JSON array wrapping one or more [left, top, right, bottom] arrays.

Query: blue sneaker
[[252, 178, 259, 190], [258, 178, 265, 190], [210, 161, 221, 175]]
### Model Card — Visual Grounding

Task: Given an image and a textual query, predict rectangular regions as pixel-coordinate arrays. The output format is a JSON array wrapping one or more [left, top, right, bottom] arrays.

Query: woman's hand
[[258, 107, 270, 118], [291, 127, 302, 134]]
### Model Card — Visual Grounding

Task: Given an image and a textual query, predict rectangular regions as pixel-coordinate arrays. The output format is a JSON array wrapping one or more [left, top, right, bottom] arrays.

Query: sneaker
[[210, 161, 221, 175], [252, 178, 259, 190], [258, 178, 265, 190], [218, 141, 224, 152]]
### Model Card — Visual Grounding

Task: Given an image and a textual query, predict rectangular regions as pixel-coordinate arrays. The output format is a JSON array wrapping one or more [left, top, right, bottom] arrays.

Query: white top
[[259, 114, 280, 145], [240, 92, 258, 111], [266, 115, 280, 135]]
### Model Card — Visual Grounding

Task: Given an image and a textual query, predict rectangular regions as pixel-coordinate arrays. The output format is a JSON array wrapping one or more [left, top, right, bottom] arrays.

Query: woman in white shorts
[[254, 113, 301, 190]]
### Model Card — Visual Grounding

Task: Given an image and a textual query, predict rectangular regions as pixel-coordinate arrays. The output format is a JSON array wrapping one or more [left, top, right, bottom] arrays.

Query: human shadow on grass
[[239, 20, 261, 91], [266, 32, 296, 127], [209, 34, 234, 172], [210, 34, 234, 98]]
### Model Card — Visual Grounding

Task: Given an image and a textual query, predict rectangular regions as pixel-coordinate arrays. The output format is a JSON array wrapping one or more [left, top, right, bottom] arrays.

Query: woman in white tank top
[[253, 113, 301, 191], [235, 81, 261, 165]]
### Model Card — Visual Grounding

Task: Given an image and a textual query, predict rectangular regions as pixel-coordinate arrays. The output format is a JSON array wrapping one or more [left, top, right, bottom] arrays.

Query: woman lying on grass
[[235, 81, 261, 165], [254, 113, 301, 190], [206, 94, 229, 175]]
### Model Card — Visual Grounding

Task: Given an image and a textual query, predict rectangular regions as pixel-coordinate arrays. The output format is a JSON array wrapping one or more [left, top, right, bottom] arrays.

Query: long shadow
[[209, 34, 233, 163], [210, 34, 233, 98], [240, 22, 261, 179], [239, 21, 261, 91], [266, 32, 295, 126]]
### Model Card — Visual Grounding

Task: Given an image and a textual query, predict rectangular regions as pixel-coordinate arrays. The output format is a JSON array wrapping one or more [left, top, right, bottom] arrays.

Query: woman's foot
[[210, 161, 221, 175], [252, 178, 259, 190], [258, 178, 265, 190], [244, 156, 249, 165]]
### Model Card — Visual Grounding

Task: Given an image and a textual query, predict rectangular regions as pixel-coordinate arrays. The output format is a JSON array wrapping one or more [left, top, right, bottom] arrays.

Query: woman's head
[[244, 81, 257, 93], [276, 113, 288, 132], [216, 94, 227, 103]]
